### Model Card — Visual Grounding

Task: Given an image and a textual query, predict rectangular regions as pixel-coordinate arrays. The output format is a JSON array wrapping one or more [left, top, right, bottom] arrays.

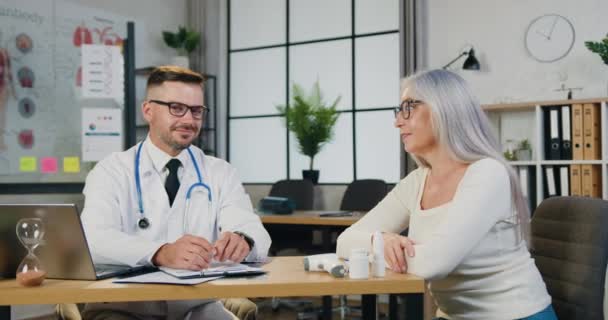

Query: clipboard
[[160, 263, 266, 279]]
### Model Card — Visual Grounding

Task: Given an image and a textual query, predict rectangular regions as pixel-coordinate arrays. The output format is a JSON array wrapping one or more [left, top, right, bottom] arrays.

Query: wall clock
[[525, 14, 575, 63]]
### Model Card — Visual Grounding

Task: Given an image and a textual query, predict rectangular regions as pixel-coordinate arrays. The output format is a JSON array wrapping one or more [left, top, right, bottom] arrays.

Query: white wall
[[69, 0, 188, 68], [423, 0, 608, 104]]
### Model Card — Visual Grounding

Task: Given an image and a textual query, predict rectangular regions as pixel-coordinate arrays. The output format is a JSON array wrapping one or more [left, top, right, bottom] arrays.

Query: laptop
[[0, 204, 152, 280]]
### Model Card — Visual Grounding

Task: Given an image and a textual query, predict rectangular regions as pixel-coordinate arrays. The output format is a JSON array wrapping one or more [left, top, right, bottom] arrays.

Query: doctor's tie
[[165, 158, 181, 206]]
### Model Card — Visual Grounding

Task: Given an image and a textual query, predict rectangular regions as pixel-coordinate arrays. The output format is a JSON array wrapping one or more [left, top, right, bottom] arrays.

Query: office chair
[[265, 179, 316, 312], [269, 179, 314, 210], [298, 179, 388, 320], [340, 179, 388, 212], [530, 196, 608, 320], [266, 179, 315, 255]]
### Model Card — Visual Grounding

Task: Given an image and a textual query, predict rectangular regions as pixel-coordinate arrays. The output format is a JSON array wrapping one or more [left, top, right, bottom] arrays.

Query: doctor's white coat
[[80, 139, 271, 268], [79, 140, 271, 318]]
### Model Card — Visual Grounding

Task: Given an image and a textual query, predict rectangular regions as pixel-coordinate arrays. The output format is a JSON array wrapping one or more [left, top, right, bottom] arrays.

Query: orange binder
[[572, 104, 584, 160], [583, 103, 601, 160], [570, 164, 582, 196], [581, 164, 601, 197]]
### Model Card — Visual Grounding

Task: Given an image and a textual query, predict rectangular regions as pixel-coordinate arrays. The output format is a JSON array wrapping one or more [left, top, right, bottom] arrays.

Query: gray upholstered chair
[[530, 196, 608, 320], [56, 298, 257, 320]]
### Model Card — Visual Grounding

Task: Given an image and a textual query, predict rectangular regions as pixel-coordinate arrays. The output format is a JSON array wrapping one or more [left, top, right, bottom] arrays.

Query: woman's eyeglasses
[[149, 100, 209, 120], [393, 99, 424, 120]]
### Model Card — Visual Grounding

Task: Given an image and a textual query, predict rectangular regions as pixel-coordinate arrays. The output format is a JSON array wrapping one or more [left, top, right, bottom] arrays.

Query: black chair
[[269, 179, 314, 210], [340, 179, 388, 211], [265, 179, 315, 312], [530, 196, 608, 320]]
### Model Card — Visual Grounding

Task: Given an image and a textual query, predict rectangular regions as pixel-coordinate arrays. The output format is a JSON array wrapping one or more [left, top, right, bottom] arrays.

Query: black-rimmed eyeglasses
[[148, 100, 209, 120], [393, 99, 424, 120]]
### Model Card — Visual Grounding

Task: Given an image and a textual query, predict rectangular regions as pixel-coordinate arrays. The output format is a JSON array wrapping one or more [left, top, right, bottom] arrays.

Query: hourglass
[[15, 217, 46, 286]]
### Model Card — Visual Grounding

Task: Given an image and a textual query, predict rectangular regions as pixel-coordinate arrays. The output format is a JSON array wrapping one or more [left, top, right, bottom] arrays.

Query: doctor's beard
[[161, 123, 200, 152]]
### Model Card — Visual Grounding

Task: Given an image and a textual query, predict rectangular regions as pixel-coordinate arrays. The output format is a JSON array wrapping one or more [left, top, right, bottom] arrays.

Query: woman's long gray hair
[[402, 69, 530, 243]]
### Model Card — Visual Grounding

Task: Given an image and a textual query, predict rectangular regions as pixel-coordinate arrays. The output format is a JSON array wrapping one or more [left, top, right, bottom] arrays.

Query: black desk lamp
[[442, 48, 480, 70]]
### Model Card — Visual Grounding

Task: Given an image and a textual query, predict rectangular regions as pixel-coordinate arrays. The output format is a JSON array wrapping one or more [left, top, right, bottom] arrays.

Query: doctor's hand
[[380, 232, 415, 273], [152, 235, 214, 270], [213, 231, 250, 263]]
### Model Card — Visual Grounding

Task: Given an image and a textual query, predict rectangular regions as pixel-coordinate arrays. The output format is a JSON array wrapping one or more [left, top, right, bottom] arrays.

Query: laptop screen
[[0, 204, 99, 280]]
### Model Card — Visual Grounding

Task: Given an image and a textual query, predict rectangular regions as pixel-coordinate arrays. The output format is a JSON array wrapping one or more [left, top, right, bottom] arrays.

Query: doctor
[[80, 66, 271, 320]]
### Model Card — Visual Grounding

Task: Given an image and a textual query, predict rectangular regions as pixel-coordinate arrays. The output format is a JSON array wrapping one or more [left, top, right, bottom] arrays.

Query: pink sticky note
[[41, 157, 58, 174]]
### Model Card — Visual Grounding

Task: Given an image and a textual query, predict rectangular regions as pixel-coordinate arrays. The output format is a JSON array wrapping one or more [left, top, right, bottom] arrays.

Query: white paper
[[82, 108, 123, 161], [82, 44, 124, 99], [113, 271, 222, 285]]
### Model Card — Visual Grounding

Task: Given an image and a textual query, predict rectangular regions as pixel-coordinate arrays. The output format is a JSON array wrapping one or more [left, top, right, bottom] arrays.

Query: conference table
[[0, 256, 424, 320]]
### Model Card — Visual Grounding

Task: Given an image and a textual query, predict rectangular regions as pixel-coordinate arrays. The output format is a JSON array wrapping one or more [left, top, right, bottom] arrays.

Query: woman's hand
[[379, 232, 415, 273]]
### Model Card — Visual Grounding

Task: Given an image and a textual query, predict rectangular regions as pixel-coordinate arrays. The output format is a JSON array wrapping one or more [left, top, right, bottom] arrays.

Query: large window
[[227, 0, 401, 184]]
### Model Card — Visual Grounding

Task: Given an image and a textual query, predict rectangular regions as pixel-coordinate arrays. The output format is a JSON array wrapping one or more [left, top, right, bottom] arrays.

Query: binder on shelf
[[559, 166, 569, 196], [543, 166, 558, 198], [570, 164, 582, 196], [571, 104, 584, 160], [518, 166, 537, 210], [543, 107, 561, 160], [560, 105, 572, 160], [581, 164, 601, 198], [583, 103, 601, 160]]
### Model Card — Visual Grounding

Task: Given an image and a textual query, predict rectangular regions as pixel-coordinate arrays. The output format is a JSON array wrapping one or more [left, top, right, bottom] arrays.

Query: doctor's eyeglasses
[[393, 99, 424, 120], [149, 100, 209, 120]]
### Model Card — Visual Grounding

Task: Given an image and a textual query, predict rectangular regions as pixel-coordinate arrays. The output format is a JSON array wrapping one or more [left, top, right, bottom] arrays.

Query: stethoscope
[[134, 141, 213, 230]]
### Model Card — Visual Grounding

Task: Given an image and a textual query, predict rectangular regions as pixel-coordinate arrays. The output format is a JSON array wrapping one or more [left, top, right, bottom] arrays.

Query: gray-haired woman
[[337, 69, 556, 320]]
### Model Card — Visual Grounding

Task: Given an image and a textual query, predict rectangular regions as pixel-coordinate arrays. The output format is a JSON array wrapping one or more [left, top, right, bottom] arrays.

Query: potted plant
[[162, 26, 200, 68], [516, 138, 532, 161], [503, 139, 517, 161], [277, 81, 340, 184]]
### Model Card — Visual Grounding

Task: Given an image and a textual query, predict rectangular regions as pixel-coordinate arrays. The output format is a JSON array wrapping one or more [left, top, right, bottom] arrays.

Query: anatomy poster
[[0, 0, 128, 182]]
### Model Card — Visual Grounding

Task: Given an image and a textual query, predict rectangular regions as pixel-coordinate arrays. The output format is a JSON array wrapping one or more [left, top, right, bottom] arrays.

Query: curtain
[[399, 0, 424, 177], [186, 0, 205, 73]]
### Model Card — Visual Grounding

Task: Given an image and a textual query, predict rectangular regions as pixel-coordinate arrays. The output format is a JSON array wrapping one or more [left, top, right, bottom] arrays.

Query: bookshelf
[[483, 97, 608, 208]]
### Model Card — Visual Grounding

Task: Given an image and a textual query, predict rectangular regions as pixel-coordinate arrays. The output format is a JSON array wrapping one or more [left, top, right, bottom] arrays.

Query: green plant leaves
[[184, 31, 200, 53], [585, 35, 608, 65], [162, 31, 180, 49], [277, 81, 340, 170], [162, 26, 201, 55]]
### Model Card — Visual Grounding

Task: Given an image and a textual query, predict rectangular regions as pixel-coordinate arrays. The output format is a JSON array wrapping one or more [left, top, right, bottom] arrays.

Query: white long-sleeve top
[[337, 158, 551, 320]]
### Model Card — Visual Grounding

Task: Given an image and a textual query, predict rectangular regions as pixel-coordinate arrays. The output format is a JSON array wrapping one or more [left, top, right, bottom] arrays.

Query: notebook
[[160, 261, 265, 279], [0, 204, 153, 280]]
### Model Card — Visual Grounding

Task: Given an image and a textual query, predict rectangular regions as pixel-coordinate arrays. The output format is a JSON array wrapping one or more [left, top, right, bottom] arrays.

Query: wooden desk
[[259, 210, 363, 226], [0, 257, 424, 320], [260, 210, 362, 253]]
